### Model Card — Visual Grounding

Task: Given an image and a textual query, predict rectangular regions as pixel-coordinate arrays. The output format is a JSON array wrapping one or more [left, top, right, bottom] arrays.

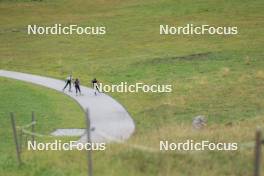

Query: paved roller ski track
[[0, 70, 135, 143]]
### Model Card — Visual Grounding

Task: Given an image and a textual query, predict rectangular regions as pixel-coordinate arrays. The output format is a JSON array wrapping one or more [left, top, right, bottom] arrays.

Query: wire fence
[[10, 110, 264, 176]]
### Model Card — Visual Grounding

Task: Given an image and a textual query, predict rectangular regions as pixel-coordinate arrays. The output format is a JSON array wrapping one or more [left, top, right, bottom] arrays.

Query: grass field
[[0, 0, 264, 175]]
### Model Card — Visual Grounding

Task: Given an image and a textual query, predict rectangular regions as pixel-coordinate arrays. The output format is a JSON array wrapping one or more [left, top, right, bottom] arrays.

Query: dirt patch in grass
[[135, 52, 213, 66]]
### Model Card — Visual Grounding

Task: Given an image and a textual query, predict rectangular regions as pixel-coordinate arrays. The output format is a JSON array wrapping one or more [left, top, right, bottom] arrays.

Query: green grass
[[0, 0, 264, 175], [0, 77, 86, 175]]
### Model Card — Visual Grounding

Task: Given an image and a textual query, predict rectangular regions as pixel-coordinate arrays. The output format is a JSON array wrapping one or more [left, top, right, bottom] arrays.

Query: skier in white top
[[62, 75, 72, 92]]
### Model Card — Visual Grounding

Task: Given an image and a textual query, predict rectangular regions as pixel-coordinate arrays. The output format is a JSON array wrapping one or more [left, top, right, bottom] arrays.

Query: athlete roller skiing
[[74, 78, 82, 96], [91, 78, 100, 96], [63, 74, 72, 92]]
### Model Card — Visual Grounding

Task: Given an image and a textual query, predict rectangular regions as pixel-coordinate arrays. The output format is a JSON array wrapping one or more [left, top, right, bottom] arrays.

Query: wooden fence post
[[254, 129, 262, 176], [19, 129, 23, 153], [85, 108, 93, 176], [10, 112, 22, 165], [25, 136, 28, 147], [31, 111, 35, 143]]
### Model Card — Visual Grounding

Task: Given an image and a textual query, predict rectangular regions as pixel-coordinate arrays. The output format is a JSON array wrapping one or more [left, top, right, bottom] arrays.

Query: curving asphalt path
[[0, 70, 135, 143]]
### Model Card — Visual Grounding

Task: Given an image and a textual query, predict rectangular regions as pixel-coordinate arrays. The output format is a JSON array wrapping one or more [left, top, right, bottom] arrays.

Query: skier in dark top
[[91, 78, 100, 96], [63, 75, 72, 92], [74, 78, 81, 96]]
